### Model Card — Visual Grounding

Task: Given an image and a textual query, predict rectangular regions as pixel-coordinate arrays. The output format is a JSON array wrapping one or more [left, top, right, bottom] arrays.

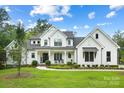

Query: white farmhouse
[[5, 26, 120, 67]]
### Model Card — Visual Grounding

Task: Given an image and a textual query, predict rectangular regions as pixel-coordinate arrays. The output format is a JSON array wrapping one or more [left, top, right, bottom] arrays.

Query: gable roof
[[76, 27, 120, 48], [4, 40, 16, 50], [92, 27, 120, 48], [73, 37, 84, 46]]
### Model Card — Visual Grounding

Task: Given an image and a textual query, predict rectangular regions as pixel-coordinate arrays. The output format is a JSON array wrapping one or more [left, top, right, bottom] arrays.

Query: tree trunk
[[17, 60, 21, 76], [17, 47, 22, 77]]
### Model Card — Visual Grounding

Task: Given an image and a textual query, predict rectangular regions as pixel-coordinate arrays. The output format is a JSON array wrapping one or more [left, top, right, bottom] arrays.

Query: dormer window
[[96, 33, 98, 39], [44, 40, 48, 46], [33, 41, 36, 44], [37, 41, 40, 44]]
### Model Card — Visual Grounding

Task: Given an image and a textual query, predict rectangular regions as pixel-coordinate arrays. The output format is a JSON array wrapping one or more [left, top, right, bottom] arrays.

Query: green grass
[[0, 67, 124, 88]]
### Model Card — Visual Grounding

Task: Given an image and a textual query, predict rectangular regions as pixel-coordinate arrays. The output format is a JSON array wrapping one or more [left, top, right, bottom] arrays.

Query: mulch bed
[[4, 72, 32, 79]]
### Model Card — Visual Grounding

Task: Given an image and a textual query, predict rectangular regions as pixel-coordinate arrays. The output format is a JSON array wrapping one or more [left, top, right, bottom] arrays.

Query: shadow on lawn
[[3, 72, 32, 79]]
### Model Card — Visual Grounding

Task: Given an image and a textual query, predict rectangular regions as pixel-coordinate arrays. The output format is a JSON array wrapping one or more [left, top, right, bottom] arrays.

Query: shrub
[[92, 65, 98, 68], [45, 60, 51, 66], [73, 64, 80, 68], [120, 58, 124, 63], [67, 62, 73, 66], [110, 65, 118, 68], [87, 65, 90, 68], [73, 62, 77, 65], [31, 60, 38, 67], [0, 62, 5, 69], [82, 65, 85, 67]]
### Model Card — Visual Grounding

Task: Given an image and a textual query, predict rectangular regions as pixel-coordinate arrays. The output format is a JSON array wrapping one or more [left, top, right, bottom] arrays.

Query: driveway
[[36, 66, 124, 71]]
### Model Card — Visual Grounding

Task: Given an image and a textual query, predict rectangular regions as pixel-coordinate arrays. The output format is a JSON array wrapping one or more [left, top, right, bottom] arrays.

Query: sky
[[1, 5, 124, 37]]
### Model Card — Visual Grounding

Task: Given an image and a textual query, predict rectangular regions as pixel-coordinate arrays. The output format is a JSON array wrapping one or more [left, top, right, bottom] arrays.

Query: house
[[5, 26, 120, 67]]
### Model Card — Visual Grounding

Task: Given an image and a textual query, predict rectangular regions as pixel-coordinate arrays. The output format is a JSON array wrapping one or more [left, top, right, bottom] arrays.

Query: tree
[[0, 8, 11, 49], [25, 19, 52, 40], [34, 19, 52, 33], [16, 22, 25, 76], [10, 22, 25, 76], [0, 24, 17, 48], [113, 30, 124, 47], [0, 8, 10, 27]]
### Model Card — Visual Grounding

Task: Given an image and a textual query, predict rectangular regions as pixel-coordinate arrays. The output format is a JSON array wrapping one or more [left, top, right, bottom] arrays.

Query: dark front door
[[43, 53, 49, 63]]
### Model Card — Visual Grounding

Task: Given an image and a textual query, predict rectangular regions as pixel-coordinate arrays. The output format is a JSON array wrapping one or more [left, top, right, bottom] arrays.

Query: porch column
[[48, 50, 51, 61], [64, 51, 67, 63], [74, 50, 77, 62]]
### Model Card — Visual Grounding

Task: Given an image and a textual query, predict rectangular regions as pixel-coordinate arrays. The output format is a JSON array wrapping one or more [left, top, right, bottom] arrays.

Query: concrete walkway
[[36, 66, 124, 72]]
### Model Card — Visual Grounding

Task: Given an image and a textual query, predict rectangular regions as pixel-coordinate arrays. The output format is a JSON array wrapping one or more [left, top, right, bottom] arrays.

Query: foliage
[[9, 22, 25, 76], [113, 30, 124, 47], [0, 62, 5, 69], [9, 49, 21, 62], [119, 49, 124, 64], [0, 8, 10, 26], [73, 64, 80, 68], [25, 19, 52, 40], [45, 60, 51, 66], [67, 62, 73, 66], [0, 49, 6, 61], [109, 65, 118, 68], [31, 60, 38, 67], [0, 8, 14, 49], [120, 58, 124, 63], [34, 19, 52, 33]]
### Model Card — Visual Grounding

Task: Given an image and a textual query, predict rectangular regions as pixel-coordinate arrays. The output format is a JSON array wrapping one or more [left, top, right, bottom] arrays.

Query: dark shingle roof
[[27, 37, 85, 50], [27, 30, 85, 49], [62, 31, 74, 38], [73, 37, 85, 46]]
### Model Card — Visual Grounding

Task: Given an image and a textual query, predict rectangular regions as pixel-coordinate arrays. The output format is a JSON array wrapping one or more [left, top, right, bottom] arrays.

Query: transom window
[[44, 40, 48, 46], [54, 53, 62, 61], [83, 52, 94, 62], [106, 51, 111, 62], [31, 53, 35, 58], [54, 39, 62, 46]]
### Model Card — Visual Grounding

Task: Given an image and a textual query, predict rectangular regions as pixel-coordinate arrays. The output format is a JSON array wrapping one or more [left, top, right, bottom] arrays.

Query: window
[[84, 52, 94, 62], [68, 53, 71, 58], [96, 33, 98, 39], [54, 53, 62, 60], [106, 51, 111, 62], [31, 53, 35, 58], [33, 41, 35, 44], [54, 39, 62, 46], [37, 41, 40, 44], [68, 40, 71, 45], [44, 40, 48, 46]]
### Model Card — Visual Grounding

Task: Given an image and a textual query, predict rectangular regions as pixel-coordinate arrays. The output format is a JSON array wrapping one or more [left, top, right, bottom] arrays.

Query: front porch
[[37, 49, 76, 64]]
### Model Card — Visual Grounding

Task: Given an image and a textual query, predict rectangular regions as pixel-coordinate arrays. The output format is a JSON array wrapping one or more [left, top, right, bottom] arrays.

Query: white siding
[[77, 36, 102, 65], [92, 30, 118, 65]]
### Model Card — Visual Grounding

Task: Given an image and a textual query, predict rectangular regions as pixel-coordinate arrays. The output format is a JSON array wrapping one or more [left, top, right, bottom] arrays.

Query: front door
[[43, 53, 49, 63]]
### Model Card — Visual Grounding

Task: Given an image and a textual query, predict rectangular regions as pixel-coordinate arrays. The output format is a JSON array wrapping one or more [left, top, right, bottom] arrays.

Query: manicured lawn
[[0, 67, 124, 88]]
